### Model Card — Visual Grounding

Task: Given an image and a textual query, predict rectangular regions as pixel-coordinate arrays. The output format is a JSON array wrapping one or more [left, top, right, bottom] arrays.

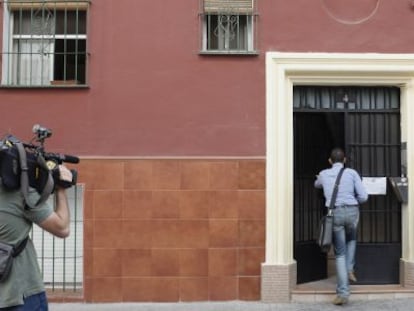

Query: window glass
[[55, 11, 87, 35], [54, 39, 86, 84], [207, 14, 248, 51], [14, 10, 55, 35]]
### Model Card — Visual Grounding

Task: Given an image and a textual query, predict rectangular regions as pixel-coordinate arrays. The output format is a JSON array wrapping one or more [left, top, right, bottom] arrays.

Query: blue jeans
[[0, 292, 48, 311], [332, 205, 359, 298]]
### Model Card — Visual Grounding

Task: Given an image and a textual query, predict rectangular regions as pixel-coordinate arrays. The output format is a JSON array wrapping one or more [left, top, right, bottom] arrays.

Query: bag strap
[[328, 167, 346, 210], [15, 142, 54, 209], [12, 236, 29, 258]]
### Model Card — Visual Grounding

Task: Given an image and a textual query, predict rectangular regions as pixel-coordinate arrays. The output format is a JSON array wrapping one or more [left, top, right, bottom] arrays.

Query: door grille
[[294, 86, 401, 284]]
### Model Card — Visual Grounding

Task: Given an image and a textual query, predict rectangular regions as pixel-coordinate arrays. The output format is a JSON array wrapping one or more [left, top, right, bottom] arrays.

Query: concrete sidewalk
[[50, 298, 414, 311]]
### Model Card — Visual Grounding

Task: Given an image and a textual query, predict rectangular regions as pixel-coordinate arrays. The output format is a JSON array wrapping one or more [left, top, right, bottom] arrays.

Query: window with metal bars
[[1, 0, 89, 87], [200, 0, 258, 54]]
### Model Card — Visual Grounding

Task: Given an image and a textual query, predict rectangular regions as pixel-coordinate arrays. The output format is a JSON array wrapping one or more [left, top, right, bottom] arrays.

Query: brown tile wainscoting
[[72, 158, 266, 302]]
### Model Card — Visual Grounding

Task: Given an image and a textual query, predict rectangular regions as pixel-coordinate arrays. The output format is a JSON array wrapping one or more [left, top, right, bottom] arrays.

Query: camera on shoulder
[[0, 125, 79, 208]]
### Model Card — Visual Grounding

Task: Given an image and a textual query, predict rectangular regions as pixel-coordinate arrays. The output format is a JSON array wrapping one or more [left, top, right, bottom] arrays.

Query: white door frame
[[264, 52, 414, 288]]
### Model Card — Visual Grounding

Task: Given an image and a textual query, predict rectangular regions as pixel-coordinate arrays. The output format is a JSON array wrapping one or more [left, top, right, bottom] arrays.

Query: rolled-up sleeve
[[23, 187, 54, 224]]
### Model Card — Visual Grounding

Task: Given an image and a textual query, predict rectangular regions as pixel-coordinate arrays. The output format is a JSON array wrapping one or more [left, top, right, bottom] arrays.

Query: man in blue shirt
[[315, 148, 368, 305]]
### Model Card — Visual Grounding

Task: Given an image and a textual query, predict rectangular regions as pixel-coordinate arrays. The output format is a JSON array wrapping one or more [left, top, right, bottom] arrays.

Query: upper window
[[1, 0, 89, 87], [200, 0, 258, 54]]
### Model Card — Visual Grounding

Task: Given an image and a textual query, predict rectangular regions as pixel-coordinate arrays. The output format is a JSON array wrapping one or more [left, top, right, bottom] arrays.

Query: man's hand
[[59, 165, 73, 183]]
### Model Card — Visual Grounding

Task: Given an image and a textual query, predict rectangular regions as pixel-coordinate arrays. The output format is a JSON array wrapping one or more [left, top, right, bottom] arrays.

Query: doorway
[[293, 86, 402, 285]]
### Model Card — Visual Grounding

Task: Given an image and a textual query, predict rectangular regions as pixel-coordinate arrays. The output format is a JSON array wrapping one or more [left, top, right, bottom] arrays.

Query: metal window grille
[[31, 184, 84, 293], [1, 0, 89, 87], [199, 0, 258, 54]]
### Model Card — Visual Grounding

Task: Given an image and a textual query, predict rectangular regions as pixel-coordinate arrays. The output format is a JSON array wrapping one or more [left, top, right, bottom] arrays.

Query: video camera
[[28, 124, 79, 188], [0, 124, 79, 200]]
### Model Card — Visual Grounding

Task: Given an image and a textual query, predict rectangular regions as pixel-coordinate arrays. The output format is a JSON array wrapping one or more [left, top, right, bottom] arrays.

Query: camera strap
[[15, 142, 54, 209], [12, 235, 29, 258]]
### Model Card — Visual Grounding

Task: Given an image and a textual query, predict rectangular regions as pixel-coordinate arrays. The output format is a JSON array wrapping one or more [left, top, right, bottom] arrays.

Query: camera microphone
[[32, 124, 52, 139], [46, 152, 80, 164], [59, 154, 80, 164]]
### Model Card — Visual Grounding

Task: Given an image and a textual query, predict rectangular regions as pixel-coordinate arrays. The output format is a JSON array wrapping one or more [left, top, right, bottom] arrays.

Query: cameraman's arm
[[38, 188, 70, 238], [38, 166, 72, 238]]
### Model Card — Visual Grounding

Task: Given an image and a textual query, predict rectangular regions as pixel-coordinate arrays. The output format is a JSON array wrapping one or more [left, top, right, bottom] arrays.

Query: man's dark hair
[[330, 148, 345, 163]]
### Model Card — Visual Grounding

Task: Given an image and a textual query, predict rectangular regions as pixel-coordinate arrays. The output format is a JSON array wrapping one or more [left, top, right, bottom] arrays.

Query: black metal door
[[294, 112, 345, 283], [293, 86, 401, 284], [347, 110, 401, 284]]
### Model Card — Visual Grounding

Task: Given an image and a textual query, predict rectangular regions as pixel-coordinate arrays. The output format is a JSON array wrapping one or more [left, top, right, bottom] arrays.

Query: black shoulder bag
[[0, 236, 29, 282], [317, 167, 345, 252]]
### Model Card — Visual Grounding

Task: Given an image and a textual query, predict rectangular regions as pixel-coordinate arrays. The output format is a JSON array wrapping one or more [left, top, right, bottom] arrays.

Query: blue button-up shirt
[[314, 162, 368, 207]]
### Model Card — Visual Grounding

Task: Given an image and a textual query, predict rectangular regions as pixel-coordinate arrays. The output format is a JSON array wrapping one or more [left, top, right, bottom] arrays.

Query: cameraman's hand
[[58, 165, 73, 183]]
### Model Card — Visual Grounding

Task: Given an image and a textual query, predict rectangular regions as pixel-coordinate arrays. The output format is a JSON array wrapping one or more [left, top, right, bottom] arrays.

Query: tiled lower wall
[[77, 158, 265, 302]]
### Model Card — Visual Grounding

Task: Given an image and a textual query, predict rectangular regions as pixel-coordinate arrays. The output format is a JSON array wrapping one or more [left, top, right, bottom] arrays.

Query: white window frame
[[1, 3, 88, 87], [200, 0, 257, 55], [2, 6, 12, 85]]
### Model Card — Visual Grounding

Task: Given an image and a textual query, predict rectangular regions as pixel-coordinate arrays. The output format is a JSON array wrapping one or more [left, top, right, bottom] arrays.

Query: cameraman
[[0, 165, 72, 310]]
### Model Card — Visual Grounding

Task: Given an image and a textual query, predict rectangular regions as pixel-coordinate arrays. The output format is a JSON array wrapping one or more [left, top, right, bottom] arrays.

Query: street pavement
[[50, 298, 414, 311]]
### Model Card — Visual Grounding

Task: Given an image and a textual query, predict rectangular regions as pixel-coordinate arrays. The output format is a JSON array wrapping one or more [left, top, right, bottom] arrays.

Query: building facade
[[1, 0, 414, 303]]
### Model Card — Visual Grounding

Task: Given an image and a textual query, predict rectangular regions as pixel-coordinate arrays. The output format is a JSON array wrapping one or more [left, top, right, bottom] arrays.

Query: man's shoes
[[349, 271, 357, 282], [333, 296, 348, 305]]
